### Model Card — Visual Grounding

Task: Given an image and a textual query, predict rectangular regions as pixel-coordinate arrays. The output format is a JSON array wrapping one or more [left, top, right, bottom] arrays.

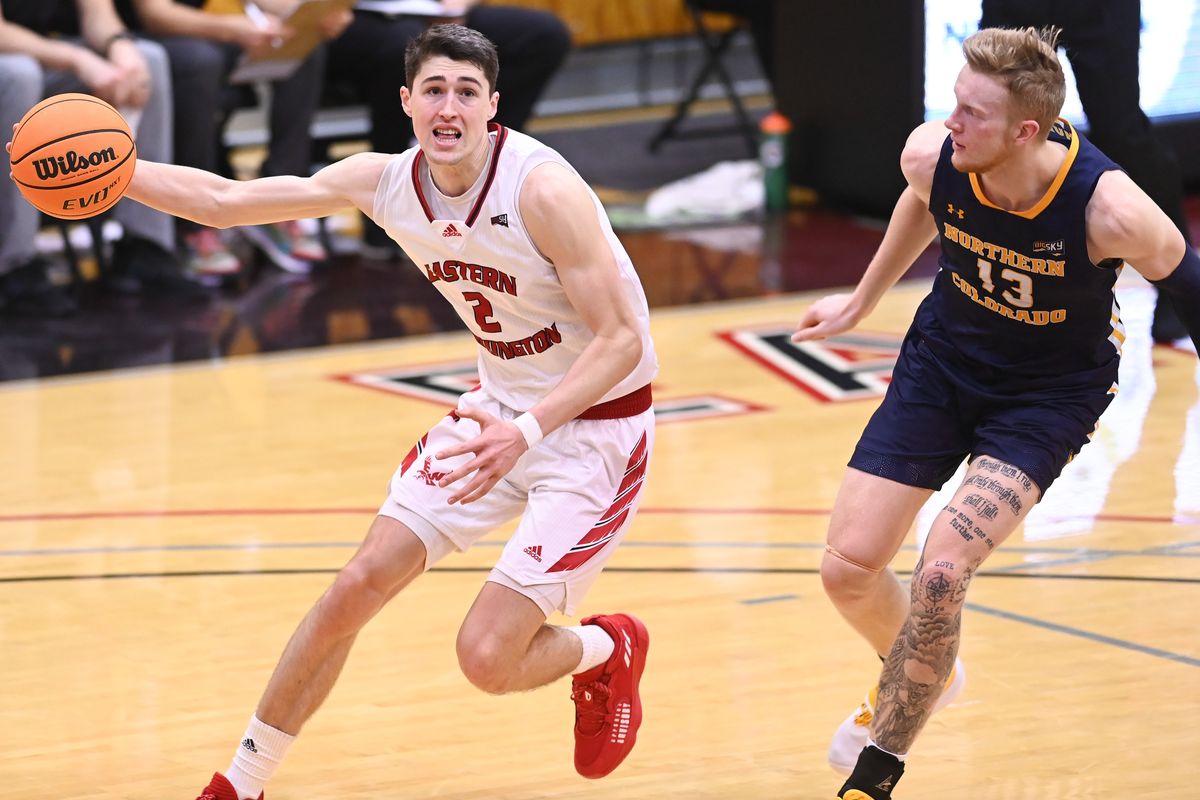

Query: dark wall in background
[[772, 1, 1200, 216], [773, 1, 925, 219]]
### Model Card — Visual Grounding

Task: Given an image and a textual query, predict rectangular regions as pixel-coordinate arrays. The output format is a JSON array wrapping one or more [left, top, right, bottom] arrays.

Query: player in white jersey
[[16, 24, 659, 800]]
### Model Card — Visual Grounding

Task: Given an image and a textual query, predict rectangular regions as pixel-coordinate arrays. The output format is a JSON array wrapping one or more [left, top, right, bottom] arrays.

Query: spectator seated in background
[[0, 0, 207, 315], [124, 0, 352, 276], [326, 0, 571, 258]]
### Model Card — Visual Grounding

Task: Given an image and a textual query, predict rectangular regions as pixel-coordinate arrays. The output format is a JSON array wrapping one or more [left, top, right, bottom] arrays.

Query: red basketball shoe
[[196, 772, 263, 800], [570, 613, 649, 779]]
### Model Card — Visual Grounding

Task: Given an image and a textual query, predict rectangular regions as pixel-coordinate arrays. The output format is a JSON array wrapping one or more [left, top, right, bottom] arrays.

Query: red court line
[[0, 507, 1190, 525]]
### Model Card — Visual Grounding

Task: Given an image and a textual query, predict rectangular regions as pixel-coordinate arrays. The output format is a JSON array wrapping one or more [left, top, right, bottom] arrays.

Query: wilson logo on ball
[[32, 146, 120, 180], [9, 93, 137, 220]]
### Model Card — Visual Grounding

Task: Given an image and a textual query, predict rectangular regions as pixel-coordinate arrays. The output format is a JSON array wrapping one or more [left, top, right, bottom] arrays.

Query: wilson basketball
[[9, 93, 137, 220]]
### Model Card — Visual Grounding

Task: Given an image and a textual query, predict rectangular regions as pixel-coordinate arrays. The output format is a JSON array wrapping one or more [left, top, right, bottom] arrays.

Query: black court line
[[3, 566, 1199, 584]]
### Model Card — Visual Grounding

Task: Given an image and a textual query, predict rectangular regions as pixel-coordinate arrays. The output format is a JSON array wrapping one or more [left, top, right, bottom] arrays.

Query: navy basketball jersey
[[917, 119, 1124, 387]]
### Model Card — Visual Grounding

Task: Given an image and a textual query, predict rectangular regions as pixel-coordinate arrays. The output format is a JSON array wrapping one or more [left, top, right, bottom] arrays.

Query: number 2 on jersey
[[976, 258, 1034, 308], [463, 291, 502, 333]]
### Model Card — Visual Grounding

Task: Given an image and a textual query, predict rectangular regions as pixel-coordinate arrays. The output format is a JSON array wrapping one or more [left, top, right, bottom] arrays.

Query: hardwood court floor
[[0, 282, 1197, 799]]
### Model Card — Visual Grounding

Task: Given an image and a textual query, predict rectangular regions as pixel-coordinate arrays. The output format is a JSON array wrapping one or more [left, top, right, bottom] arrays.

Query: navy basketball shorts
[[849, 332, 1118, 497]]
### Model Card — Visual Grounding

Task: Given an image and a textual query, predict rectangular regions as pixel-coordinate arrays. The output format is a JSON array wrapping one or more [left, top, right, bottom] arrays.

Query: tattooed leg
[[869, 454, 1038, 756], [871, 555, 969, 754]]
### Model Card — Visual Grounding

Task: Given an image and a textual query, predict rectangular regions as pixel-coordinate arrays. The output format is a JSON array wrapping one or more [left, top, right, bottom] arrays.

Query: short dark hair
[[404, 24, 500, 94]]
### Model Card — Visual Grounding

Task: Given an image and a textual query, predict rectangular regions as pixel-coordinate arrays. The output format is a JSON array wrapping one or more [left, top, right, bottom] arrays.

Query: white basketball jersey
[[372, 124, 659, 411]]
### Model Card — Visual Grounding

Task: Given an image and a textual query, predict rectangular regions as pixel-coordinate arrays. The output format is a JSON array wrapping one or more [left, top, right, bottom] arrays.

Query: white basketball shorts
[[378, 385, 654, 616]]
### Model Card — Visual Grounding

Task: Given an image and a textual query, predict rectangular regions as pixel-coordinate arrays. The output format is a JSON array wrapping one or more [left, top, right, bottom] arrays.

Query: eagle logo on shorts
[[415, 456, 449, 487]]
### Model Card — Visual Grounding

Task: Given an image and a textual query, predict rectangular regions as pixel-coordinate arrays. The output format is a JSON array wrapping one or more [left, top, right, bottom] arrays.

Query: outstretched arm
[[126, 152, 391, 229], [435, 161, 645, 504], [1089, 170, 1200, 352], [792, 121, 945, 342]]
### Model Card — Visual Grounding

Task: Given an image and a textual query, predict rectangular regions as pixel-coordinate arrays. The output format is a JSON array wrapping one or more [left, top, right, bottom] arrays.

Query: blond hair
[[963, 27, 1066, 138]]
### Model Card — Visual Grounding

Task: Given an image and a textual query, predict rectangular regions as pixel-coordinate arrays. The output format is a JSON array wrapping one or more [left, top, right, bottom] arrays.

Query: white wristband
[[512, 412, 544, 449]]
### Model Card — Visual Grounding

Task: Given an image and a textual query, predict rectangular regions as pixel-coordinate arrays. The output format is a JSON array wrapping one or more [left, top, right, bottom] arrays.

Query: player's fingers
[[791, 321, 827, 342], [435, 435, 483, 460], [437, 454, 485, 487], [453, 406, 489, 426], [461, 473, 500, 505], [791, 309, 819, 330], [449, 473, 492, 505]]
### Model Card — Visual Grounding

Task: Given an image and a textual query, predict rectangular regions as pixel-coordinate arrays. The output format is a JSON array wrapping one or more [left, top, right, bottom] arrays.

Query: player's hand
[[791, 292, 861, 342], [434, 406, 528, 505]]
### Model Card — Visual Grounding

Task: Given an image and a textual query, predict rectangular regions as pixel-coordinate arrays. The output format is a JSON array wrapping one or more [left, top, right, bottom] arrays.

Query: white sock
[[868, 738, 908, 762], [565, 624, 615, 674], [225, 715, 295, 800]]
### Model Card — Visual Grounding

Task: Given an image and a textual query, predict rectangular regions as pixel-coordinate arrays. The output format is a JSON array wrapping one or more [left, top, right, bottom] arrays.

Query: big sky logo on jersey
[[334, 360, 767, 423], [718, 327, 901, 402]]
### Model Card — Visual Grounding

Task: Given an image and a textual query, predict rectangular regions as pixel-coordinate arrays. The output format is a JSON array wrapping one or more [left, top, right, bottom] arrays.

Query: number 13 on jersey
[[976, 258, 1034, 308]]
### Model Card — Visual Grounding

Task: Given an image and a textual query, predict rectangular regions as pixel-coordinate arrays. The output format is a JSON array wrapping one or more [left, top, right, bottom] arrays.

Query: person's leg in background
[[159, 35, 230, 175], [0, 54, 76, 316], [110, 41, 178, 257], [465, 5, 571, 131], [1055, 0, 1191, 341], [67, 37, 208, 299], [981, 0, 1190, 343], [326, 12, 424, 257], [251, 45, 330, 266], [156, 34, 242, 277], [327, 12, 423, 158], [263, 46, 326, 178]]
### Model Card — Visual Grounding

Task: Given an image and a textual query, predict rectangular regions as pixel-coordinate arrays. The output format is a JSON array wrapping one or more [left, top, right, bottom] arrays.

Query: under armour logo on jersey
[[490, 213, 508, 227], [442, 223, 463, 237], [947, 202, 964, 219], [241, 738, 258, 753], [523, 544, 543, 562]]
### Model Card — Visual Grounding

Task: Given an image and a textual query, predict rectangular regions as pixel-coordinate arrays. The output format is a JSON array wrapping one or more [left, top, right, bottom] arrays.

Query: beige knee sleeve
[[824, 543, 886, 574]]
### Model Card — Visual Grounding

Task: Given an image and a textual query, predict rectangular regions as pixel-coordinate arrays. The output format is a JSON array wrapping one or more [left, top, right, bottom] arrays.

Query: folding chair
[[647, 0, 758, 156], [52, 215, 110, 285]]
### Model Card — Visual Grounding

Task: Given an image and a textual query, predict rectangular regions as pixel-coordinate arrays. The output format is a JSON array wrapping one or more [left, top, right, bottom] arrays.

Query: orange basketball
[[9, 93, 137, 220]]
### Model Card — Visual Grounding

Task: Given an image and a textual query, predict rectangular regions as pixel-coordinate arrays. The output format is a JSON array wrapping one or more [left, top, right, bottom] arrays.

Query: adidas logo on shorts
[[523, 544, 543, 562]]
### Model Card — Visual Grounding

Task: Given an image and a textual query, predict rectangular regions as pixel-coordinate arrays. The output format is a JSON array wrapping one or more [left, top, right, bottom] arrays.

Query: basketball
[[9, 93, 137, 220]]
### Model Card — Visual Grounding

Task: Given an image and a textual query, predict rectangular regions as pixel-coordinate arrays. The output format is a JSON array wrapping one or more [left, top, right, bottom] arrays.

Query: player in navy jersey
[[791, 27, 1199, 799]]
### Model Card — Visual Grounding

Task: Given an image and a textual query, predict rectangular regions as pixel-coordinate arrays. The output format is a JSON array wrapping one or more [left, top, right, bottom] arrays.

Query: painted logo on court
[[334, 361, 767, 423], [718, 327, 901, 402]]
